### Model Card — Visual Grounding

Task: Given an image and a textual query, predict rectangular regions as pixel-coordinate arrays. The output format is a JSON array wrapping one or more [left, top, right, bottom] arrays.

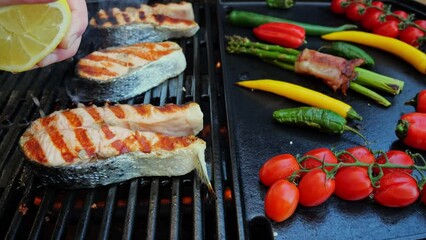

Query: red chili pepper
[[395, 112, 426, 151], [405, 90, 426, 113], [253, 22, 306, 49]]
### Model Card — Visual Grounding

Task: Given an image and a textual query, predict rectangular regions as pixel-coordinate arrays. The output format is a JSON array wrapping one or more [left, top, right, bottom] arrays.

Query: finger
[[0, 0, 55, 6], [37, 36, 82, 67], [58, 0, 88, 49]]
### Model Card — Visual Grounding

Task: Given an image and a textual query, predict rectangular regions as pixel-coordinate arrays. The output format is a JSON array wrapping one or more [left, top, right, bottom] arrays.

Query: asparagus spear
[[226, 35, 404, 95]]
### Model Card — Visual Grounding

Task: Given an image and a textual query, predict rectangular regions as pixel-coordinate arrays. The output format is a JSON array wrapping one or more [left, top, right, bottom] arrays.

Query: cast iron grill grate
[[0, 1, 244, 239]]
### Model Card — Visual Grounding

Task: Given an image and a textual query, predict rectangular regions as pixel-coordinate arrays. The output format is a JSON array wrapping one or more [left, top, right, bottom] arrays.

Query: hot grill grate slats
[[0, 0, 244, 239]]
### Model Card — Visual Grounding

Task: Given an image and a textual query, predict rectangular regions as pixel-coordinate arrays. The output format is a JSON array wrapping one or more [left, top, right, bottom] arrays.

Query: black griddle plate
[[217, 0, 426, 239]]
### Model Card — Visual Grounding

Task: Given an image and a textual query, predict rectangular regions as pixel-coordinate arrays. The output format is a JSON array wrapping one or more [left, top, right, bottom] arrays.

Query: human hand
[[0, 0, 88, 68]]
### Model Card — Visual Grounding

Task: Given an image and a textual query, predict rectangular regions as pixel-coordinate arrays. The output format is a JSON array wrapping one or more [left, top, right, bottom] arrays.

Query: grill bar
[[51, 191, 75, 240], [122, 179, 139, 240], [28, 188, 55, 240], [169, 178, 182, 240], [98, 186, 117, 240], [146, 179, 160, 240], [74, 190, 96, 240]]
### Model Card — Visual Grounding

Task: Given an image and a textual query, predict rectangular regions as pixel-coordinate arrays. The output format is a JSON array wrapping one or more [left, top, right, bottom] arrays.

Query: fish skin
[[67, 42, 186, 102], [24, 137, 209, 189]]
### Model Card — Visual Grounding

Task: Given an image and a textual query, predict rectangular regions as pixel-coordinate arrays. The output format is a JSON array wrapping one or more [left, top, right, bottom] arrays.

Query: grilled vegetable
[[236, 79, 362, 120], [67, 42, 186, 102], [227, 10, 357, 36], [89, 2, 199, 47], [273, 107, 366, 141], [227, 36, 400, 106], [322, 31, 426, 74], [395, 112, 426, 151], [253, 22, 305, 49], [405, 90, 426, 113], [266, 0, 294, 9], [319, 41, 375, 66]]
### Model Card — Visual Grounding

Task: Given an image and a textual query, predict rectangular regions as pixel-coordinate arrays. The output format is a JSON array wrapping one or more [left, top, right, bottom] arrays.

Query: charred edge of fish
[[66, 50, 186, 102]]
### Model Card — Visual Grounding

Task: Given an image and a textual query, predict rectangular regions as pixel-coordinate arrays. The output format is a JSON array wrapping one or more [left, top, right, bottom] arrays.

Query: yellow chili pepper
[[236, 79, 362, 120], [322, 31, 426, 74]]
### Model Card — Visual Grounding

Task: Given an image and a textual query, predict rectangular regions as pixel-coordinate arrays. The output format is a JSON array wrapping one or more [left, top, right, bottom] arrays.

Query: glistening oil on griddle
[[218, 0, 426, 239]]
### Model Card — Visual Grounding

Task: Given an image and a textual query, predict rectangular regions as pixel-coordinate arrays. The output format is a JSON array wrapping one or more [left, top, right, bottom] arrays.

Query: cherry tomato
[[259, 154, 301, 187], [345, 2, 367, 22], [386, 10, 409, 24], [330, 0, 350, 15], [300, 148, 338, 174], [361, 11, 385, 30], [399, 26, 425, 47], [374, 172, 419, 207], [366, 1, 385, 14], [334, 166, 373, 201], [375, 150, 414, 174], [373, 20, 400, 38], [298, 169, 335, 207], [395, 112, 426, 151], [264, 180, 299, 222], [415, 20, 426, 29], [338, 146, 375, 169]]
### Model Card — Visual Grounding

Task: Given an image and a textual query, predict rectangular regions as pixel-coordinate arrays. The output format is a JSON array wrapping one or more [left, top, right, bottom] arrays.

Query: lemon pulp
[[0, 0, 71, 72]]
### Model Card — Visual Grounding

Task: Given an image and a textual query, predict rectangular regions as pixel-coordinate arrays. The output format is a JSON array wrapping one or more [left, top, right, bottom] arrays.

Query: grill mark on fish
[[101, 124, 115, 139], [139, 10, 146, 20], [77, 65, 118, 79], [122, 12, 131, 23], [23, 138, 47, 163], [135, 131, 151, 153], [45, 126, 74, 163], [108, 105, 126, 119], [85, 54, 134, 67], [74, 128, 96, 157], [62, 111, 83, 127], [107, 9, 118, 25], [106, 44, 174, 62], [85, 107, 101, 122], [133, 105, 150, 117], [111, 139, 130, 154], [153, 14, 193, 26], [155, 135, 192, 151]]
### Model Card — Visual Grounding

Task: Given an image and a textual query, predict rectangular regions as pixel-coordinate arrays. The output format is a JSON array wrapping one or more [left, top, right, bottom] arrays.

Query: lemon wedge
[[0, 0, 71, 72]]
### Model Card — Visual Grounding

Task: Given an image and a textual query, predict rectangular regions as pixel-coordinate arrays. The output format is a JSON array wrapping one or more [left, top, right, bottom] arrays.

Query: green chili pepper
[[266, 0, 294, 9], [319, 42, 375, 66], [227, 10, 358, 36], [272, 107, 366, 141]]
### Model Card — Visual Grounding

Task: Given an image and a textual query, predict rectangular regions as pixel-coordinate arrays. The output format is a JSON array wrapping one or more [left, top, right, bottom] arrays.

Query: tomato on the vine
[[330, 0, 350, 15], [374, 172, 419, 207], [361, 11, 385, 30], [259, 154, 300, 187], [298, 169, 335, 207], [367, 1, 384, 13], [386, 10, 409, 24], [373, 20, 400, 38], [345, 2, 367, 22], [399, 26, 425, 47], [375, 150, 414, 174], [338, 146, 375, 169], [300, 148, 338, 174], [334, 166, 373, 201], [264, 180, 299, 222], [415, 20, 426, 29]]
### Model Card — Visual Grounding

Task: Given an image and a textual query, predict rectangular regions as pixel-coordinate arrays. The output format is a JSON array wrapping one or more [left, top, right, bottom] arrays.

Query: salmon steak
[[19, 102, 213, 190], [66, 41, 186, 102], [89, 1, 199, 47]]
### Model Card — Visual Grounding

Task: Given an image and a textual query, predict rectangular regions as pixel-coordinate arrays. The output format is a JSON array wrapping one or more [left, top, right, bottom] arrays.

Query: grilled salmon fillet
[[67, 41, 186, 102], [19, 103, 212, 190], [89, 1, 199, 47]]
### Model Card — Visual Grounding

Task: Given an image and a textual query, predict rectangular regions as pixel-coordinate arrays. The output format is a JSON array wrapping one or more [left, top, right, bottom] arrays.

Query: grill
[[0, 1, 249, 239]]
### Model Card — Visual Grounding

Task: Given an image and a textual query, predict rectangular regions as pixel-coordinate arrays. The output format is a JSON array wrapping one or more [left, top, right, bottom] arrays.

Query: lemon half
[[0, 0, 71, 72]]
